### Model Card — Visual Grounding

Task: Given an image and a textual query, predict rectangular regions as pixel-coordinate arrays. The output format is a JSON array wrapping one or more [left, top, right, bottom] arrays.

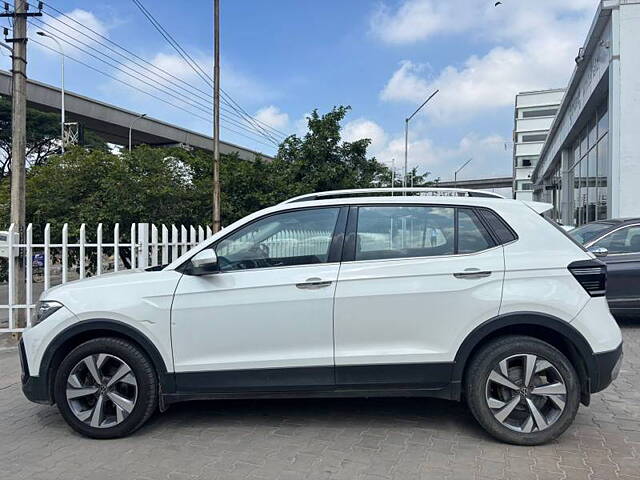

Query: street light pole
[[212, 0, 221, 232], [36, 32, 65, 153], [128, 113, 147, 152], [454, 158, 473, 187], [403, 89, 439, 191]]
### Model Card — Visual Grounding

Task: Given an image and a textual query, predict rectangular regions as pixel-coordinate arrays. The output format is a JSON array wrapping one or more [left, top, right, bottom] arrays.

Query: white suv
[[19, 188, 623, 444]]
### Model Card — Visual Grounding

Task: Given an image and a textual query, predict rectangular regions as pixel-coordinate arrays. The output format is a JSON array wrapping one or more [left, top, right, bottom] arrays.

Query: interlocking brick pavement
[[1, 320, 639, 480]]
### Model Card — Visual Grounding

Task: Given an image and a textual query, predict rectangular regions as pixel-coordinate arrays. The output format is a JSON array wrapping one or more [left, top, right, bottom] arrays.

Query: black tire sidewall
[[54, 337, 157, 439], [465, 336, 580, 445]]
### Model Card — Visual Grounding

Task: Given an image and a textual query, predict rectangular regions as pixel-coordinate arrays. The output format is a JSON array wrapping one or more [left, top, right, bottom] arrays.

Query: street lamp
[[403, 89, 439, 191], [454, 158, 473, 187], [36, 31, 65, 153], [128, 113, 147, 152]]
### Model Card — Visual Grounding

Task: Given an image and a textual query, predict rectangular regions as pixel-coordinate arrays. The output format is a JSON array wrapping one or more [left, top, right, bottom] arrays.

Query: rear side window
[[355, 206, 455, 261], [477, 209, 517, 244], [353, 206, 498, 261], [458, 209, 494, 254]]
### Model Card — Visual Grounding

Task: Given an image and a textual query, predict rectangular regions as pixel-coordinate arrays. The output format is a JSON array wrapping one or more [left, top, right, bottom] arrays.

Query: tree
[[275, 106, 389, 197], [0, 96, 61, 178]]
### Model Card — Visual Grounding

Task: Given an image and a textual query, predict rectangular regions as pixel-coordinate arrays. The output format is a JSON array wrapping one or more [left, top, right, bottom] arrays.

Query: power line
[[37, 0, 285, 144], [130, 0, 285, 144], [35, 7, 285, 143]]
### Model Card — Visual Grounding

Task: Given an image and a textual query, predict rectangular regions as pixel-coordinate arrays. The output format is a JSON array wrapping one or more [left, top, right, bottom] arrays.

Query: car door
[[590, 223, 640, 316], [171, 206, 347, 393], [333, 205, 505, 388]]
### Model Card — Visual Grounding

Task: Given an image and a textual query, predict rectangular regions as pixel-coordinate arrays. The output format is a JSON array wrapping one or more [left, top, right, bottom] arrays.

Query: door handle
[[296, 277, 333, 289], [453, 269, 492, 279]]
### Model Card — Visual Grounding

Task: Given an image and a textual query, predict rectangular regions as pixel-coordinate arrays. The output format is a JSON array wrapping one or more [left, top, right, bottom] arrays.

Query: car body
[[19, 188, 623, 444], [569, 218, 640, 318]]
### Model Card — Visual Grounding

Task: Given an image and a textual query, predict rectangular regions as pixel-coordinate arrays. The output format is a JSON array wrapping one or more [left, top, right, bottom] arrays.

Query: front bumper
[[590, 343, 623, 393], [19, 339, 52, 405]]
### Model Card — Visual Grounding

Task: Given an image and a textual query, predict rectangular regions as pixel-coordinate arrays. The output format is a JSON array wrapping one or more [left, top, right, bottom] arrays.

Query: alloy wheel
[[66, 354, 138, 428], [485, 353, 567, 433]]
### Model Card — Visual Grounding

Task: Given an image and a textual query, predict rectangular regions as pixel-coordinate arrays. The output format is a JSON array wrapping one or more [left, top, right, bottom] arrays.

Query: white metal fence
[[0, 222, 213, 333]]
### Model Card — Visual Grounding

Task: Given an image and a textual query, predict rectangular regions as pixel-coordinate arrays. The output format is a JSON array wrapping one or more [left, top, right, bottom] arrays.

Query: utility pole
[[212, 0, 221, 232], [2, 1, 43, 330]]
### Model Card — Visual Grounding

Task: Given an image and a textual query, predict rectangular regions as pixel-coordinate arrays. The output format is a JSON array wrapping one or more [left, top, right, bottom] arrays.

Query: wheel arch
[[452, 312, 596, 405], [40, 319, 174, 404]]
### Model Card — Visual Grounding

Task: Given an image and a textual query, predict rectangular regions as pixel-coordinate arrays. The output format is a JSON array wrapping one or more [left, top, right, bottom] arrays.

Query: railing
[[0, 222, 213, 333]]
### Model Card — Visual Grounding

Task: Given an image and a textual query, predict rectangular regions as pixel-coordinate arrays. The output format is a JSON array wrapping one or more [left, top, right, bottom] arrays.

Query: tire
[[465, 335, 580, 445], [54, 337, 158, 439]]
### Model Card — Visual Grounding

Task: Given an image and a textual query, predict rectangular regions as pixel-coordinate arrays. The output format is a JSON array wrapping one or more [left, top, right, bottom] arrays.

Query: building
[[513, 89, 564, 201], [532, 0, 640, 226]]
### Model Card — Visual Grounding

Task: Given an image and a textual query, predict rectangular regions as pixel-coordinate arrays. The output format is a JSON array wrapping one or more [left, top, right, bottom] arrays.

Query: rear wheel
[[465, 335, 580, 445], [54, 337, 157, 438]]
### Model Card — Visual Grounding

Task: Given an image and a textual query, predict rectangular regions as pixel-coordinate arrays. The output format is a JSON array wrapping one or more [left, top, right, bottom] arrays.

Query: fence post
[[96, 223, 103, 276], [114, 223, 120, 272], [181, 225, 188, 256], [198, 225, 205, 243], [44, 224, 50, 291], [137, 223, 149, 269], [25, 224, 32, 327], [79, 224, 86, 279], [161, 225, 169, 265], [190, 226, 196, 249], [206, 226, 213, 238], [151, 224, 158, 267], [171, 225, 178, 262], [62, 223, 68, 284], [130, 224, 136, 269]]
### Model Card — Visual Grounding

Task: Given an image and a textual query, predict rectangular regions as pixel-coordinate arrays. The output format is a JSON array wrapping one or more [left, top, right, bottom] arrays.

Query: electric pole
[[2, 1, 43, 329], [212, 0, 221, 232]]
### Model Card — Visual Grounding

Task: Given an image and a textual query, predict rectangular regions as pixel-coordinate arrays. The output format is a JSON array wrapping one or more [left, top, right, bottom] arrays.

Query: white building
[[513, 90, 564, 201], [532, 0, 640, 226]]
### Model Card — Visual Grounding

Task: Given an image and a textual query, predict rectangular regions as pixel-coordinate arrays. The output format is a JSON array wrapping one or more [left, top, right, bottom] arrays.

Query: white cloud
[[342, 118, 387, 152], [370, 0, 475, 44], [376, 0, 596, 122], [254, 105, 289, 130], [32, 9, 109, 54]]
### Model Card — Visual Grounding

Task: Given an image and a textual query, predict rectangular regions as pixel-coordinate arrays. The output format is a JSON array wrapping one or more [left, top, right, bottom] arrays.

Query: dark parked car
[[570, 218, 640, 318]]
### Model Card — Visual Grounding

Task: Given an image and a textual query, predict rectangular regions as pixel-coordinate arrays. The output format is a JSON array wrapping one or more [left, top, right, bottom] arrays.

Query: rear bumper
[[590, 343, 623, 393], [19, 340, 52, 405]]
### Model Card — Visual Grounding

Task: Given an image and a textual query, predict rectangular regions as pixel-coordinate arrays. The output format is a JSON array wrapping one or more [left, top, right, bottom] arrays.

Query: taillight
[[568, 260, 606, 297]]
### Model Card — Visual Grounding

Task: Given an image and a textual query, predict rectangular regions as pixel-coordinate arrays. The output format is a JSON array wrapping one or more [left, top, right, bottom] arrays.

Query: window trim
[[586, 222, 640, 257], [178, 205, 349, 274], [343, 203, 508, 263]]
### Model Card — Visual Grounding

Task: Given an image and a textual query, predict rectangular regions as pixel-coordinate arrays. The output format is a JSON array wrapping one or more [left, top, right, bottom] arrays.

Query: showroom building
[[531, 0, 640, 226]]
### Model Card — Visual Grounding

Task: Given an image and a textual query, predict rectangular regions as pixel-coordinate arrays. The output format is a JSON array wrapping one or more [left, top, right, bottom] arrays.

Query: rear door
[[333, 204, 505, 388], [590, 223, 640, 315]]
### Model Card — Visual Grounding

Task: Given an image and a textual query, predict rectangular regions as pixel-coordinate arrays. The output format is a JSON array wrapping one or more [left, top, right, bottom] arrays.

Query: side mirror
[[188, 249, 219, 275], [589, 246, 608, 258]]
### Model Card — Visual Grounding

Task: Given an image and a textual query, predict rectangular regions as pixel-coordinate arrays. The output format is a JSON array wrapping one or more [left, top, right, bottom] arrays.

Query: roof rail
[[281, 187, 505, 204]]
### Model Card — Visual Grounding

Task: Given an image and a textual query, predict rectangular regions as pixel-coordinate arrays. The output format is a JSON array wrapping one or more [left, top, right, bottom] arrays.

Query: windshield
[[569, 222, 614, 245]]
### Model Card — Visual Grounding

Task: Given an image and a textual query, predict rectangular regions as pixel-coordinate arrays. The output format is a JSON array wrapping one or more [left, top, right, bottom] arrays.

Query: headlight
[[32, 301, 63, 326]]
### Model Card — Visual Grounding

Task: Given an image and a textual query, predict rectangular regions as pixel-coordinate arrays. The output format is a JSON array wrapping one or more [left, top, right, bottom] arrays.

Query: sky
[[0, 0, 599, 183]]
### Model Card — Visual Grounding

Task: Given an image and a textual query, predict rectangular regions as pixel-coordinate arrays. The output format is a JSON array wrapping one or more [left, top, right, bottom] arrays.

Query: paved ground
[[1, 321, 639, 480]]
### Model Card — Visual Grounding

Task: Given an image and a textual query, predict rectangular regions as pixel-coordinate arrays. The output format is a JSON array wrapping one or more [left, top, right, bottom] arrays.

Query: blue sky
[[0, 0, 598, 182]]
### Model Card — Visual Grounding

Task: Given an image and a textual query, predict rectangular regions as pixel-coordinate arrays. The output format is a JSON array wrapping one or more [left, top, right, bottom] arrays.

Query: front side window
[[215, 208, 340, 271], [592, 225, 640, 255]]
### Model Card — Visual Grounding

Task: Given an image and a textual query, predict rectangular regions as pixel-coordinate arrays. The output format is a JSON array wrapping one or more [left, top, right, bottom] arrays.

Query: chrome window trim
[[585, 223, 640, 256]]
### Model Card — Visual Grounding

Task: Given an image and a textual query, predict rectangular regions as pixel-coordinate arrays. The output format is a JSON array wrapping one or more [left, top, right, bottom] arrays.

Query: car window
[[569, 222, 615, 244], [592, 225, 640, 254], [215, 208, 340, 271], [355, 206, 455, 261], [458, 209, 494, 254]]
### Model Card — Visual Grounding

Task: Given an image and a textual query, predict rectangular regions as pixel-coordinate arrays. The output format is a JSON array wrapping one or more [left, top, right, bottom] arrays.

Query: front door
[[171, 206, 346, 392], [590, 223, 640, 316], [333, 205, 505, 388]]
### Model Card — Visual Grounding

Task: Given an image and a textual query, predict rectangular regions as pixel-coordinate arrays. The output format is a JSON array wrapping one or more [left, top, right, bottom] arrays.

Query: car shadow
[[141, 395, 488, 439]]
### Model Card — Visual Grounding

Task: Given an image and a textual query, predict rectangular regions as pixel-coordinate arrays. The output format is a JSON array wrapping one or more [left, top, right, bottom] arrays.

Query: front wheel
[[465, 335, 580, 445], [54, 337, 158, 438]]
